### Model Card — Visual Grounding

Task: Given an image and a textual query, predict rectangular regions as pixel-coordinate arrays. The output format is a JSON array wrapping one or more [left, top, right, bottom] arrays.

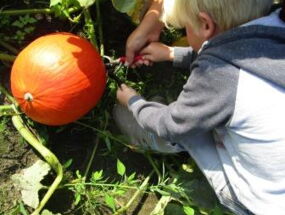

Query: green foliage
[[0, 13, 37, 44], [111, 0, 136, 13], [12, 14, 37, 28], [67, 160, 141, 214], [111, 0, 149, 24], [50, 0, 81, 21], [183, 206, 195, 215], [116, 159, 126, 176], [77, 0, 96, 7]]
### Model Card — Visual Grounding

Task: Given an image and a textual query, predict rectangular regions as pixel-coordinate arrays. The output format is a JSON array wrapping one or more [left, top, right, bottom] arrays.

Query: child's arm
[[123, 57, 239, 143], [116, 84, 140, 107]]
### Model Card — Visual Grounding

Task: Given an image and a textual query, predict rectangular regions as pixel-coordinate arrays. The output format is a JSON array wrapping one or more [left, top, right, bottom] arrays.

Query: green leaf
[[77, 0, 96, 7], [111, 0, 136, 13], [105, 136, 111, 151], [63, 159, 73, 169], [11, 160, 51, 209], [117, 159, 126, 176], [92, 170, 103, 181], [127, 172, 136, 182], [212, 205, 223, 215], [105, 194, 116, 212], [27, 17, 37, 24], [183, 206, 195, 215], [0, 119, 7, 132], [19, 201, 29, 215], [12, 20, 24, 28], [74, 193, 81, 205], [115, 189, 126, 195], [50, 0, 62, 7]]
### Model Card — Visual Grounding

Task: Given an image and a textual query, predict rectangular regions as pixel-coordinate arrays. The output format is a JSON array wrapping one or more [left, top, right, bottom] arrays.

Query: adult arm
[[126, 0, 164, 64]]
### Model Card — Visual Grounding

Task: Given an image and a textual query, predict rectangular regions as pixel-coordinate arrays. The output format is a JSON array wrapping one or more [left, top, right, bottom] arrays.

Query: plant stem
[[84, 136, 99, 179], [0, 104, 13, 112], [12, 115, 63, 215], [95, 0, 104, 56], [64, 183, 138, 190], [83, 8, 98, 49], [0, 104, 14, 116], [0, 7, 78, 16], [0, 41, 18, 54], [150, 195, 173, 215], [113, 171, 153, 215], [75, 121, 127, 146], [0, 84, 17, 105], [0, 53, 16, 62], [145, 153, 162, 183]]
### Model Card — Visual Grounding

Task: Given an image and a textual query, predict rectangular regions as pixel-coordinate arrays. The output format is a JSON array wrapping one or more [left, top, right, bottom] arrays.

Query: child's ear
[[198, 12, 217, 40]]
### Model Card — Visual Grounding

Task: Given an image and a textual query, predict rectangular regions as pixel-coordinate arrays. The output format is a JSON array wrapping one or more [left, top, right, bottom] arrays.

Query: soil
[[0, 122, 38, 214]]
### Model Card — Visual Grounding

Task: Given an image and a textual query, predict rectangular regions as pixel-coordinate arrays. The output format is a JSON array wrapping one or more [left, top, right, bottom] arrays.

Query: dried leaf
[[12, 160, 51, 209]]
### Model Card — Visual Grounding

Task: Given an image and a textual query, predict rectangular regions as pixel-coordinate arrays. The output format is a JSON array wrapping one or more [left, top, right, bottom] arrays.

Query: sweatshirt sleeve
[[128, 55, 240, 143], [173, 47, 197, 69]]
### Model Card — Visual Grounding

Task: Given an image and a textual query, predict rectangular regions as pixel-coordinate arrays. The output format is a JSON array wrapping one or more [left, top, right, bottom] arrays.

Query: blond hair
[[162, 0, 273, 31]]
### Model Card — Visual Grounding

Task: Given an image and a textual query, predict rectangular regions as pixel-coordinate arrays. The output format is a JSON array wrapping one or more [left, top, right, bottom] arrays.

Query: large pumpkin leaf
[[112, 0, 150, 24], [111, 0, 136, 13], [11, 160, 51, 209], [77, 0, 96, 7], [50, 0, 62, 7]]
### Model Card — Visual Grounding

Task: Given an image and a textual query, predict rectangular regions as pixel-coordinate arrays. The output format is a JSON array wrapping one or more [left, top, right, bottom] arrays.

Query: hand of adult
[[125, 0, 164, 65]]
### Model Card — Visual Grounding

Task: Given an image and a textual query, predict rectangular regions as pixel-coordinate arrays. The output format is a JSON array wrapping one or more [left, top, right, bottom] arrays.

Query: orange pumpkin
[[11, 32, 106, 126]]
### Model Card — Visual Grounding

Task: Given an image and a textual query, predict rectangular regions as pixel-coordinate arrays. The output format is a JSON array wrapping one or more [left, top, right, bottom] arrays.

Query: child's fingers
[[130, 60, 145, 68], [143, 59, 151, 66], [142, 54, 154, 62], [119, 83, 128, 90]]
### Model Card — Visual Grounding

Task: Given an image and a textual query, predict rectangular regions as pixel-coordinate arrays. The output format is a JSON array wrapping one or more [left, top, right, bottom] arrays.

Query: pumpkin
[[11, 32, 106, 126]]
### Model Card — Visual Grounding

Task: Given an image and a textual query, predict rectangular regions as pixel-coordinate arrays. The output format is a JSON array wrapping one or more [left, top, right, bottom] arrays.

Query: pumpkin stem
[[12, 114, 63, 215], [24, 92, 34, 102], [0, 84, 18, 105]]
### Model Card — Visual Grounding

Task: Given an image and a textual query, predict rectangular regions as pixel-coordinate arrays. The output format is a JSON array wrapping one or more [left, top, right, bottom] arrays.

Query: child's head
[[162, 0, 273, 31], [162, 0, 273, 50]]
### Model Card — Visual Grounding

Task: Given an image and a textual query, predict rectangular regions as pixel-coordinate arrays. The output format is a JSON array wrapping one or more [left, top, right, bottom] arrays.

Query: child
[[114, 0, 285, 214]]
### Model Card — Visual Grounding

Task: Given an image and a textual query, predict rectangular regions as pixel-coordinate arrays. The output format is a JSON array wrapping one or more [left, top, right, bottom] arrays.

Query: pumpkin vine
[[0, 84, 63, 215]]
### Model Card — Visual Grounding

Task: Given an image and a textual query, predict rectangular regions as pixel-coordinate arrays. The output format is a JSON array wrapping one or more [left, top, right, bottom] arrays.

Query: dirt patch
[[0, 121, 39, 213]]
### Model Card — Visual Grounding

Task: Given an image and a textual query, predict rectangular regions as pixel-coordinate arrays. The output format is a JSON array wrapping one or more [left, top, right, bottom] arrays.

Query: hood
[[201, 24, 285, 88]]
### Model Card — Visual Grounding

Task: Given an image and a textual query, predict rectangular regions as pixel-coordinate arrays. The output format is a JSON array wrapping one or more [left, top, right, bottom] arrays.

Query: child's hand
[[140, 42, 174, 64], [116, 84, 139, 107]]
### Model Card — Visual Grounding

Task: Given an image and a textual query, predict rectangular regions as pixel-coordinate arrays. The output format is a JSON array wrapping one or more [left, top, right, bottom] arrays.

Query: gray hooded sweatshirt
[[128, 10, 285, 214]]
